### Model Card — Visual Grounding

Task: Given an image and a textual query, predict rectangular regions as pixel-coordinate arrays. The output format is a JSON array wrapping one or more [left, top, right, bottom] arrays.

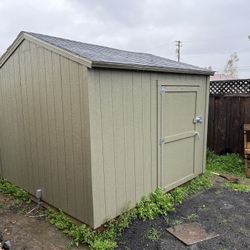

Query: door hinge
[[160, 138, 165, 145], [160, 86, 167, 95]]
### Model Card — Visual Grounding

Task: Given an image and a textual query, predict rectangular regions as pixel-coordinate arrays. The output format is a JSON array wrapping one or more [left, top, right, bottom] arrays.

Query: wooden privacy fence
[[207, 79, 250, 157]]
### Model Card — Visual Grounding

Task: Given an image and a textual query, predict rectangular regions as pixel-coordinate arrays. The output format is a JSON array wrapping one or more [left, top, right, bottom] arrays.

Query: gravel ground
[[117, 179, 250, 250]]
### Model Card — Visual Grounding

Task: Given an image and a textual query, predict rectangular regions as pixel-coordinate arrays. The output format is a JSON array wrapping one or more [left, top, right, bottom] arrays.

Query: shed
[[0, 31, 213, 228]]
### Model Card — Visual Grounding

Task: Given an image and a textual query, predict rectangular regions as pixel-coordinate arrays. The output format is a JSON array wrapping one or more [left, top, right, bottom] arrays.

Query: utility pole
[[175, 40, 182, 62]]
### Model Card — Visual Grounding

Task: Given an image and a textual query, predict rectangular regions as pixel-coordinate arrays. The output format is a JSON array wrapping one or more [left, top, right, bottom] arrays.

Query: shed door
[[159, 85, 202, 190]]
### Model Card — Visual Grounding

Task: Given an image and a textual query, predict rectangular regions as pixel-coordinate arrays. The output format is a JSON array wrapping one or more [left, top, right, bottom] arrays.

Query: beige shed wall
[[0, 40, 93, 226], [88, 68, 209, 228]]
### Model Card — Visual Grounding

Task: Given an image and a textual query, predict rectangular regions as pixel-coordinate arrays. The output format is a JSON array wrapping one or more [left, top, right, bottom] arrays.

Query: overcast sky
[[1, 0, 250, 77]]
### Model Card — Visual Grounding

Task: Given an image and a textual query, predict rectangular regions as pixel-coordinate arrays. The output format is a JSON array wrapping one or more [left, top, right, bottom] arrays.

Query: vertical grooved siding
[[0, 40, 93, 226], [133, 72, 144, 200], [88, 69, 208, 228], [88, 69, 158, 228]]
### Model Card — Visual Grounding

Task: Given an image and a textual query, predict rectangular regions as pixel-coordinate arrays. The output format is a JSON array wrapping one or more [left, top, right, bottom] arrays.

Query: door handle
[[193, 116, 203, 124]]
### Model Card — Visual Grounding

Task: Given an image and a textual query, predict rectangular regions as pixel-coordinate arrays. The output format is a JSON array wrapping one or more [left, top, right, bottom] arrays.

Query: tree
[[224, 52, 239, 78]]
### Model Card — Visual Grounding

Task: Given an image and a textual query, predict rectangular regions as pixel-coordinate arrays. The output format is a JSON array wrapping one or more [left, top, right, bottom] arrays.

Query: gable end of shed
[[0, 32, 93, 69]]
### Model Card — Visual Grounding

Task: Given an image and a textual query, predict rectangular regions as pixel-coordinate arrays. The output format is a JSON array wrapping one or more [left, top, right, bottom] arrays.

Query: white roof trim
[[92, 61, 213, 75]]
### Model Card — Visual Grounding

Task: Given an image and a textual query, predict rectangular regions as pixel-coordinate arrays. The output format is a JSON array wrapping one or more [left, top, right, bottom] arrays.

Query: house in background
[[210, 73, 236, 81], [0, 31, 213, 228]]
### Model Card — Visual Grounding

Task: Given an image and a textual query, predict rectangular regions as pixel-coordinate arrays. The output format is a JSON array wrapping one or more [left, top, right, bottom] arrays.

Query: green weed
[[0, 172, 212, 250], [4, 151, 247, 250], [207, 151, 245, 176], [136, 188, 175, 220], [173, 219, 183, 225], [171, 172, 212, 205], [0, 178, 30, 204], [146, 228, 160, 241], [224, 183, 250, 192], [48, 209, 73, 232], [89, 237, 117, 250], [186, 213, 199, 221], [48, 207, 139, 249], [198, 204, 209, 212]]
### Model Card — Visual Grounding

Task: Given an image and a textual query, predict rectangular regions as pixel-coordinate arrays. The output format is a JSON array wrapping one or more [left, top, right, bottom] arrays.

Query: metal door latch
[[193, 116, 203, 124]]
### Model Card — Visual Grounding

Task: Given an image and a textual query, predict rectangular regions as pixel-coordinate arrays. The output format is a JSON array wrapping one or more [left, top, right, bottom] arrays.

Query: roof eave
[[92, 61, 214, 76], [0, 32, 25, 69], [0, 32, 93, 69]]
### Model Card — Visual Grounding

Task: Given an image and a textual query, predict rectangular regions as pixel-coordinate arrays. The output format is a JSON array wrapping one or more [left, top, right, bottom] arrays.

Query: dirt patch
[[116, 187, 250, 250], [0, 194, 86, 249]]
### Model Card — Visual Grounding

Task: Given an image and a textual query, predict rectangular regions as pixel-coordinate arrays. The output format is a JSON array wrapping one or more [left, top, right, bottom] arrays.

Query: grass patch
[[206, 150, 245, 176], [186, 213, 199, 221], [0, 178, 30, 205], [146, 228, 160, 241], [224, 183, 250, 192]]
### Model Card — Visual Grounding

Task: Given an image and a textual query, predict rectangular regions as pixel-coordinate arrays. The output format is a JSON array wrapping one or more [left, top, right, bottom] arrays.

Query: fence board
[[208, 79, 250, 156], [207, 95, 214, 148], [208, 95, 250, 156], [229, 97, 241, 154]]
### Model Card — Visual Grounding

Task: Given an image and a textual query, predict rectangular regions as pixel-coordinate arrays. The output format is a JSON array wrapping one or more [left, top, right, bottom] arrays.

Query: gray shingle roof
[[25, 32, 212, 75]]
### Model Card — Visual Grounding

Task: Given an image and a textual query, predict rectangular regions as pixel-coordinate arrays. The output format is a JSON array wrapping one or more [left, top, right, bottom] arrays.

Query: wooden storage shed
[[0, 32, 212, 228]]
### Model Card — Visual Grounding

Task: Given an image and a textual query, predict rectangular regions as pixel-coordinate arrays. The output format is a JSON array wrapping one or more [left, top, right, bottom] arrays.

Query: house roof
[[1, 31, 214, 75]]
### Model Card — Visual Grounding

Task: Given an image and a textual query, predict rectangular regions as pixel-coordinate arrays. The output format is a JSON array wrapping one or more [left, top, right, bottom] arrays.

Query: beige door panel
[[159, 85, 203, 190]]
